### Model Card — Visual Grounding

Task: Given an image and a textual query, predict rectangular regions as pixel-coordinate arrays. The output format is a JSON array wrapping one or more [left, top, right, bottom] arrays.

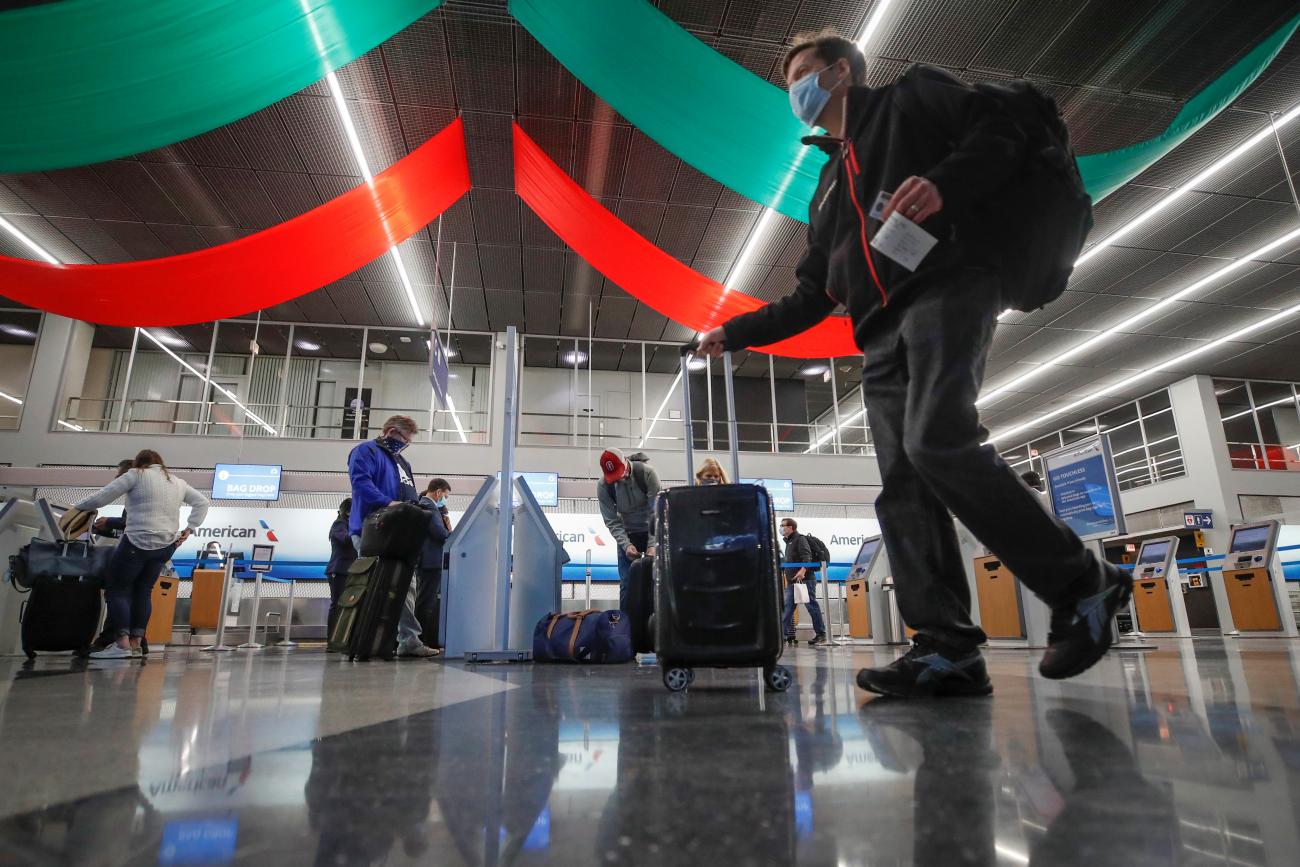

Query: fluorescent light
[[806, 406, 865, 453], [0, 323, 37, 339], [0, 214, 60, 264], [855, 0, 897, 49], [1077, 101, 1300, 266], [978, 226, 1300, 407], [140, 329, 278, 435], [57, 419, 85, 432], [1112, 433, 1179, 459], [987, 301, 1300, 443], [639, 369, 684, 448], [0, 390, 22, 406], [800, 364, 828, 376], [563, 350, 588, 366], [1220, 392, 1299, 422], [295, 339, 321, 352], [442, 393, 469, 443]]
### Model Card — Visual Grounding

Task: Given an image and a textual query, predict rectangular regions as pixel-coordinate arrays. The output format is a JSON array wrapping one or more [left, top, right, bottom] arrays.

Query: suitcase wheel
[[24, 650, 35, 661], [663, 666, 693, 692], [764, 665, 792, 693]]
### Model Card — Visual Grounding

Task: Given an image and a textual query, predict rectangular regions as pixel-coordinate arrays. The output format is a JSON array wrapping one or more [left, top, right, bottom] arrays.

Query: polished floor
[[1, 640, 1299, 866]]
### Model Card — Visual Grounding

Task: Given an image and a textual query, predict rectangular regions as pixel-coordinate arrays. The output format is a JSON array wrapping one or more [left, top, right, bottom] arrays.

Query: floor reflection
[[0, 640, 1299, 865]]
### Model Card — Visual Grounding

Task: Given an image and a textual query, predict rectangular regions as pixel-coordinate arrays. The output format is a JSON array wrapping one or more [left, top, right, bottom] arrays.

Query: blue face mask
[[789, 65, 844, 128], [432, 497, 447, 509], [379, 435, 408, 455]]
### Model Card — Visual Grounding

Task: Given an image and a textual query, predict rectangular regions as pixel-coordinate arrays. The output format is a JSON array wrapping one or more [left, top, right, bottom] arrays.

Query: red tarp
[[1, 118, 471, 326], [512, 122, 858, 359]]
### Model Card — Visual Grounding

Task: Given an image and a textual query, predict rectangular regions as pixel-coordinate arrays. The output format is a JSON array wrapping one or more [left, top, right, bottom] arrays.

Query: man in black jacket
[[697, 31, 1130, 698], [780, 519, 826, 647]]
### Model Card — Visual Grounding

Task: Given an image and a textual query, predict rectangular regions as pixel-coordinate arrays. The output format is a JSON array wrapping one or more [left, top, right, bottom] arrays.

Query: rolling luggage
[[624, 555, 655, 654], [653, 345, 790, 693], [346, 556, 414, 661], [20, 575, 103, 659], [359, 502, 429, 559]]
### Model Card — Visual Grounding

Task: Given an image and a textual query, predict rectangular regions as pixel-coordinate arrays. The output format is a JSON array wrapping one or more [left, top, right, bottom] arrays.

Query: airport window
[[1214, 377, 1300, 471], [56, 319, 492, 443], [999, 387, 1186, 492], [0, 309, 41, 430], [516, 335, 871, 456]]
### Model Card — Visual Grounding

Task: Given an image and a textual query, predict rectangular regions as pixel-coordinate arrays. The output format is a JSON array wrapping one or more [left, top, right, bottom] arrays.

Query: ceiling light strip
[[0, 389, 22, 406], [978, 226, 1300, 407], [0, 214, 60, 264], [987, 301, 1300, 444], [1220, 392, 1299, 422], [639, 369, 684, 448], [139, 329, 278, 435]]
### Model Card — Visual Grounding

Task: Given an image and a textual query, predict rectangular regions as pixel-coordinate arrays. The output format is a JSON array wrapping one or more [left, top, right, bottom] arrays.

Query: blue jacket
[[417, 495, 451, 572], [347, 439, 417, 536], [326, 516, 357, 576]]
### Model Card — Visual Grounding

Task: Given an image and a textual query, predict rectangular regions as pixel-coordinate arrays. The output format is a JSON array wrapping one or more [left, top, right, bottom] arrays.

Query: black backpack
[[900, 72, 1093, 312], [803, 533, 831, 567]]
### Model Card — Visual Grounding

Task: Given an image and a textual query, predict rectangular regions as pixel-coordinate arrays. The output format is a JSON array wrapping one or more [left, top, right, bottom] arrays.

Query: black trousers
[[860, 269, 1102, 651]]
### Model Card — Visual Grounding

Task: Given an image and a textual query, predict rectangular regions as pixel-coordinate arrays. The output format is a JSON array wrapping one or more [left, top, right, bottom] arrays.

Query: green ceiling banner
[[513, 0, 1299, 215], [1077, 11, 1300, 201], [0, 0, 443, 173]]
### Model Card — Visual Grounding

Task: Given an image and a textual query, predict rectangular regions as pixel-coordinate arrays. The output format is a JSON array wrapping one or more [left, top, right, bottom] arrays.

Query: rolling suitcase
[[653, 344, 790, 693], [20, 575, 103, 659], [347, 556, 414, 661], [624, 555, 655, 654]]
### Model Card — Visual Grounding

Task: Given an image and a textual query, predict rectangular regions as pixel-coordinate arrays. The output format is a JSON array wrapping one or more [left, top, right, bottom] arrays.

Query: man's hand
[[646, 546, 656, 559], [93, 517, 109, 531], [443, 515, 453, 531], [881, 176, 942, 224], [388, 500, 403, 507], [176, 528, 193, 545], [696, 326, 727, 359], [795, 567, 807, 582], [624, 543, 640, 559]]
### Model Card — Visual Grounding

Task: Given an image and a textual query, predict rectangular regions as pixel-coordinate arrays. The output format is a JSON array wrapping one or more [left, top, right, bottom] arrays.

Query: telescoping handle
[[679, 341, 741, 483]]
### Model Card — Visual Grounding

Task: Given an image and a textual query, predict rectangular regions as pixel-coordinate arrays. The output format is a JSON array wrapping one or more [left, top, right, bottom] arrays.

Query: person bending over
[[596, 448, 660, 611]]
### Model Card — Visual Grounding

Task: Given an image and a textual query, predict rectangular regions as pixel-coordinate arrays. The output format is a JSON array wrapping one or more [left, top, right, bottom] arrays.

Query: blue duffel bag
[[533, 609, 634, 663]]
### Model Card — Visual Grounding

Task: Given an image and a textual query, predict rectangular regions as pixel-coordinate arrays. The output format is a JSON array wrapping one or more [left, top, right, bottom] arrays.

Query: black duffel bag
[[11, 539, 113, 590], [359, 502, 429, 560]]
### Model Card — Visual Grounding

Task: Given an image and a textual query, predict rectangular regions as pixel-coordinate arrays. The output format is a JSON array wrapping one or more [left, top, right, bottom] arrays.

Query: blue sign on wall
[[517, 472, 559, 507], [1043, 438, 1126, 542], [741, 478, 795, 512], [1184, 510, 1214, 529], [212, 464, 282, 501], [159, 818, 239, 865]]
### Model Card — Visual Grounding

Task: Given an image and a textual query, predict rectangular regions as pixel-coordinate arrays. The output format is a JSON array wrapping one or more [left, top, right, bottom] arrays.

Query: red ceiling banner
[[0, 118, 470, 326], [512, 122, 858, 359]]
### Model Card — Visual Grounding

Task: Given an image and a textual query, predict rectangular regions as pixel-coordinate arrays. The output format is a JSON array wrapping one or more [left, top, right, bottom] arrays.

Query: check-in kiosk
[[1129, 536, 1191, 637], [844, 536, 883, 639], [1219, 521, 1298, 637], [974, 555, 1024, 639]]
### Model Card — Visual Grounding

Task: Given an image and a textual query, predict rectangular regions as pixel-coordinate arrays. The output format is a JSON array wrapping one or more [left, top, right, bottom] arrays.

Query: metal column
[[679, 348, 696, 478], [721, 351, 741, 483]]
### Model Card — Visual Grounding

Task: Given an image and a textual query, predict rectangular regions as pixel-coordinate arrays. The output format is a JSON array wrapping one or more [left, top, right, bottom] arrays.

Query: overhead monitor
[[1136, 540, 1171, 566], [212, 464, 282, 501], [740, 478, 795, 511], [517, 472, 559, 507], [1229, 523, 1274, 554], [249, 544, 274, 573]]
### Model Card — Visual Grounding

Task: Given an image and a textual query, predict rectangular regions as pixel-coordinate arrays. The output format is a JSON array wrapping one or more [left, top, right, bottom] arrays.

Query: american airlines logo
[[193, 519, 278, 541]]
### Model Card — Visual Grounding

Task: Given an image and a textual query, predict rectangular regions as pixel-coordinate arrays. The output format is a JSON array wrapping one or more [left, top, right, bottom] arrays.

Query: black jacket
[[724, 65, 1025, 352], [418, 495, 451, 572], [326, 516, 357, 577], [783, 532, 814, 582]]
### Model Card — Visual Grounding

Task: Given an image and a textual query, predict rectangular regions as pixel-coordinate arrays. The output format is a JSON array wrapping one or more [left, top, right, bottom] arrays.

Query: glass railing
[[60, 397, 489, 444]]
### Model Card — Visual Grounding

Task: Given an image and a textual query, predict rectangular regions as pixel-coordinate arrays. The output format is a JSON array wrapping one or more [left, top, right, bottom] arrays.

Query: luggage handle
[[679, 341, 741, 484], [546, 609, 602, 660]]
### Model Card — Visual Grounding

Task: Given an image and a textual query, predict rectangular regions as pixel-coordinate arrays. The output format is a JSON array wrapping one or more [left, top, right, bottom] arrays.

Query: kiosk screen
[[1137, 541, 1170, 566], [854, 538, 881, 568], [1229, 526, 1271, 554]]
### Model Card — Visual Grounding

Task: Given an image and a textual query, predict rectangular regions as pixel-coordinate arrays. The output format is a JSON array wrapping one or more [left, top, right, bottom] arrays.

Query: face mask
[[789, 65, 844, 128], [432, 497, 447, 509], [379, 435, 408, 454], [700, 478, 720, 486]]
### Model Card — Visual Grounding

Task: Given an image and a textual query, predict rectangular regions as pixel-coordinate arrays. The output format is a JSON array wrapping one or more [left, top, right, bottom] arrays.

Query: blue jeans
[[615, 531, 649, 612], [783, 582, 825, 639], [106, 538, 176, 638], [351, 535, 423, 648]]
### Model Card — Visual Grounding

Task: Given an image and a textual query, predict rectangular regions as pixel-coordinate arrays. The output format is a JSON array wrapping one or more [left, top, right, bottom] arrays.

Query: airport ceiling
[[2, 0, 1300, 443]]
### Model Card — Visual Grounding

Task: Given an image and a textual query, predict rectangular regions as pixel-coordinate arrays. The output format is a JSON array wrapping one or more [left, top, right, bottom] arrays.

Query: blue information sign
[[159, 818, 238, 865], [1043, 438, 1125, 542], [429, 334, 451, 410], [518, 472, 559, 507], [741, 478, 795, 512], [1183, 510, 1214, 529], [212, 464, 282, 501]]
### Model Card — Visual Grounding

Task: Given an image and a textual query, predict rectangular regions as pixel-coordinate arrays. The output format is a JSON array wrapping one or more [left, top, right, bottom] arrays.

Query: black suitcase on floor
[[347, 557, 414, 661], [20, 575, 103, 659], [653, 344, 789, 692], [625, 556, 655, 654]]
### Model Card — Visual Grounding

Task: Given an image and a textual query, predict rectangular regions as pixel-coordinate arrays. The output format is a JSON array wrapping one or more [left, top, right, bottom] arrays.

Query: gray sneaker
[[396, 642, 441, 659]]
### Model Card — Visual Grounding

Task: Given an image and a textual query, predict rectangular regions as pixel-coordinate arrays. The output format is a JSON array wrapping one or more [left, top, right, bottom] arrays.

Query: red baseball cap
[[599, 448, 627, 483]]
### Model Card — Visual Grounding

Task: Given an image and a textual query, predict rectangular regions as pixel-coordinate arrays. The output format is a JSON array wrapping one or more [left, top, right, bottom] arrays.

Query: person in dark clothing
[[697, 30, 1131, 698], [325, 497, 357, 639], [780, 518, 826, 647], [416, 479, 452, 647]]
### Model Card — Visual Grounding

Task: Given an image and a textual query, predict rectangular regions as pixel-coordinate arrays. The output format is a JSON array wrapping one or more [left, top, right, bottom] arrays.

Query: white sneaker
[[396, 642, 440, 659], [90, 645, 134, 660]]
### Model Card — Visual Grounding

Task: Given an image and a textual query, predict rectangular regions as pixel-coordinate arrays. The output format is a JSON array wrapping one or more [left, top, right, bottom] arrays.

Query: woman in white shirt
[[74, 449, 210, 659]]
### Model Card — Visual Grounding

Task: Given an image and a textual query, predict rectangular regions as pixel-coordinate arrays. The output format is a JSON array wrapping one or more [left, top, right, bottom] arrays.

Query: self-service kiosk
[[973, 555, 1024, 639], [1219, 521, 1298, 637], [844, 536, 883, 639], [1129, 536, 1191, 638]]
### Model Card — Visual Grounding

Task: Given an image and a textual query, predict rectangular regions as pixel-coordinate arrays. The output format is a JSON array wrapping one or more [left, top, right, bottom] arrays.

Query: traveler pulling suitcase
[[653, 345, 791, 693]]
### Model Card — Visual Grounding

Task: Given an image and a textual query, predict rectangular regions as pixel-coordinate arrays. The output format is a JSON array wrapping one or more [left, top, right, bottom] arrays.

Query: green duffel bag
[[327, 556, 375, 653]]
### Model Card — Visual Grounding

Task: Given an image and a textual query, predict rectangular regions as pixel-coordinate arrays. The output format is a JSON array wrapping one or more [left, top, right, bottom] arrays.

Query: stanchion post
[[585, 548, 592, 609], [202, 556, 237, 652], [239, 573, 265, 649], [279, 579, 297, 647], [819, 561, 843, 646]]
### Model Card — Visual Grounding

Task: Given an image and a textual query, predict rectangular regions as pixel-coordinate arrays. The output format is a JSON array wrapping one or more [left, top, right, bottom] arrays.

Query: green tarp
[[513, 0, 1300, 216], [0, 0, 443, 172]]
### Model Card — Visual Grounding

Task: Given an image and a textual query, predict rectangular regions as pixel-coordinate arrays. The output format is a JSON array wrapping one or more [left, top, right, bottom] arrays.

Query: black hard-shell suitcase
[[20, 575, 103, 659], [359, 502, 428, 560], [624, 556, 655, 654], [347, 557, 413, 661], [652, 344, 790, 693]]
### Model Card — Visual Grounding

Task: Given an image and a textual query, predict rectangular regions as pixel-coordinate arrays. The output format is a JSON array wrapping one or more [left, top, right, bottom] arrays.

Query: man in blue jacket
[[347, 414, 438, 658]]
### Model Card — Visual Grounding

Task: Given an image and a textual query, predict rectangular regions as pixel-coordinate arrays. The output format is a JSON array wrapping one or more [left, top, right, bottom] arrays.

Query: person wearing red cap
[[596, 448, 661, 611]]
